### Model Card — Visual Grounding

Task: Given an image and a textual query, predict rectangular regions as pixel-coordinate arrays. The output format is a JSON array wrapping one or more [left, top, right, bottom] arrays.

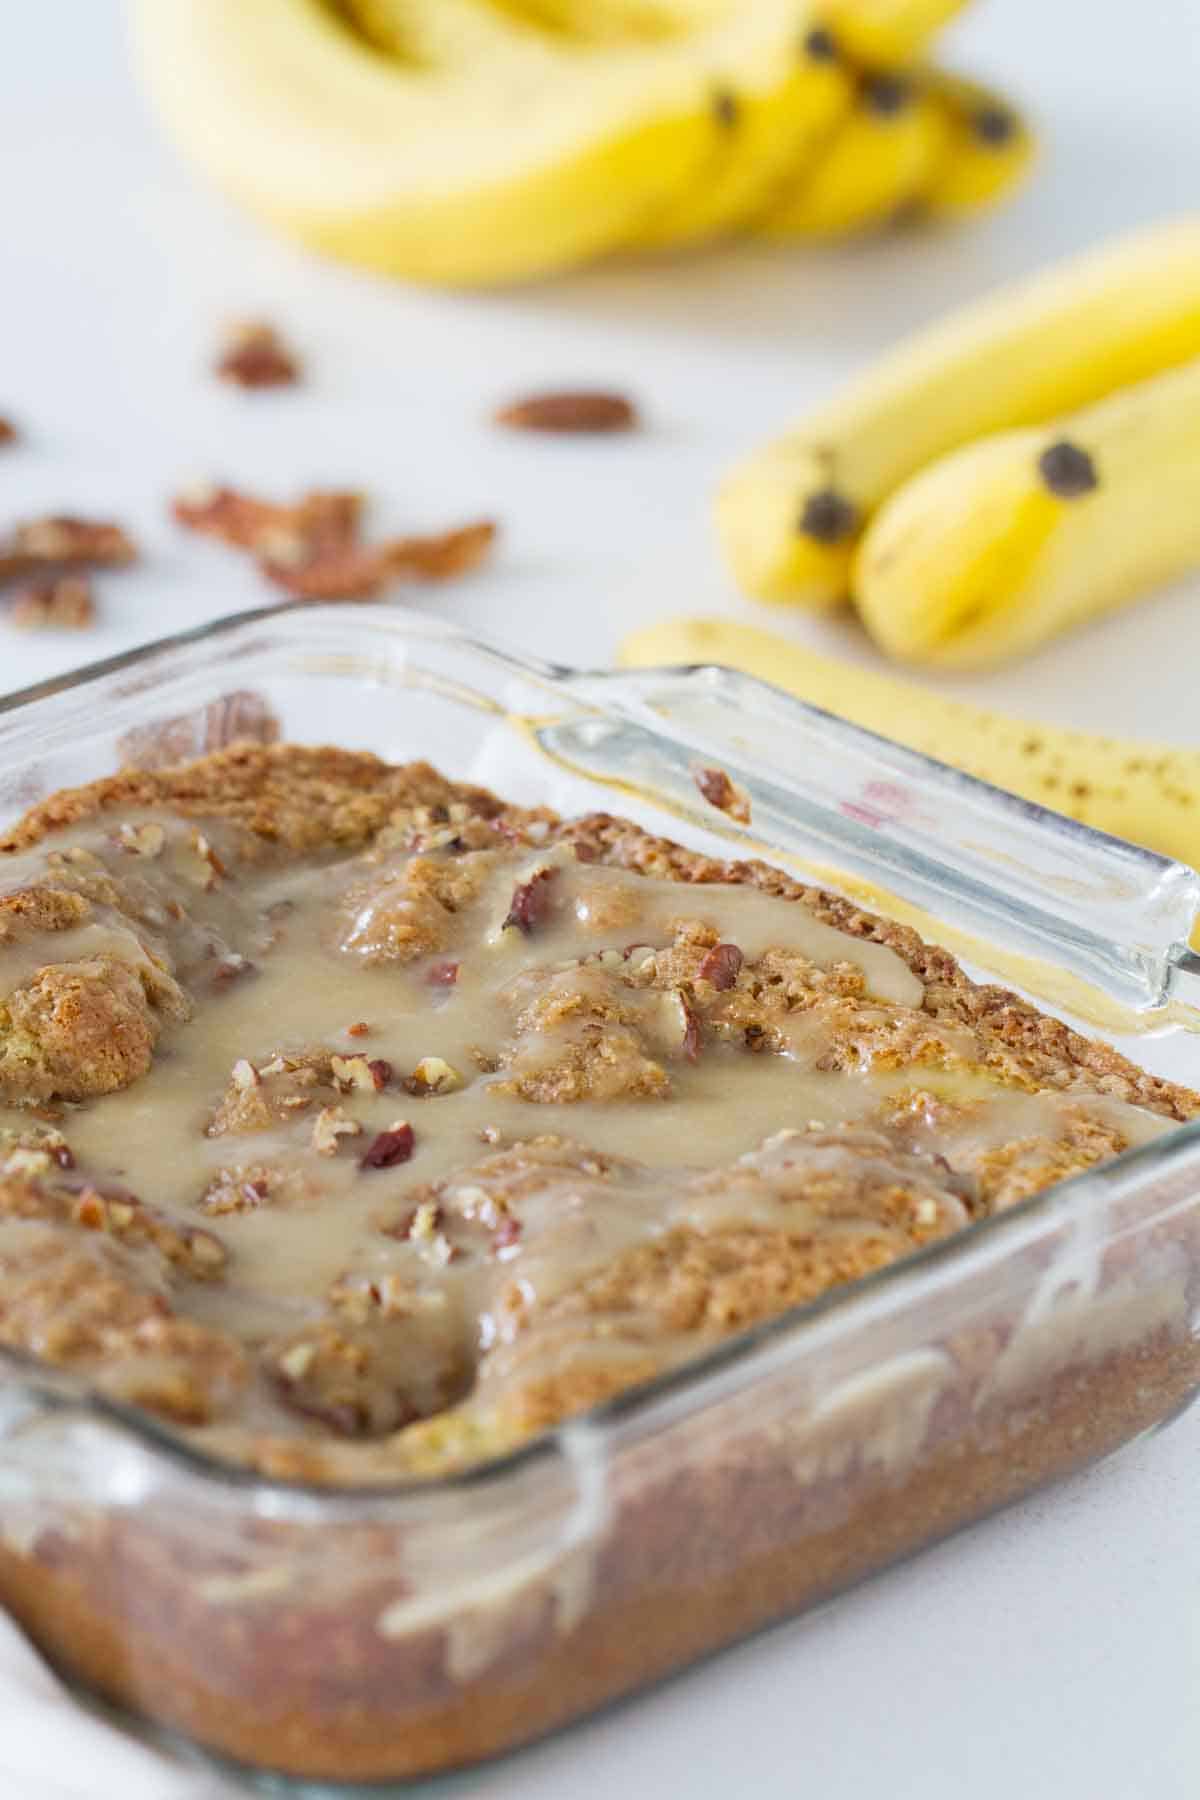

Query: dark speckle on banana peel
[[1039, 440, 1100, 498], [803, 25, 840, 62], [798, 488, 859, 543]]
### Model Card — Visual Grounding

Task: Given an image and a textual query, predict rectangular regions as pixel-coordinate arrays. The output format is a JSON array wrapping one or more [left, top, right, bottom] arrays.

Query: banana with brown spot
[[855, 355, 1200, 667], [717, 218, 1200, 607], [756, 68, 947, 240]]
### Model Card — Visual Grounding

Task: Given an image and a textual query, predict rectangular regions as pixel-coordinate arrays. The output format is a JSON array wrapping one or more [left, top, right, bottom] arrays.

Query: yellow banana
[[618, 615, 1200, 882], [633, 25, 855, 251], [717, 217, 1200, 607], [129, 0, 812, 285], [855, 356, 1200, 669], [820, 0, 968, 64], [919, 70, 1036, 218], [756, 69, 947, 240]]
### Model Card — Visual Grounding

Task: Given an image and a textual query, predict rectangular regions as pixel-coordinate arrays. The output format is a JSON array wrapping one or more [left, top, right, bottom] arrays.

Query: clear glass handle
[[546, 663, 1200, 1015]]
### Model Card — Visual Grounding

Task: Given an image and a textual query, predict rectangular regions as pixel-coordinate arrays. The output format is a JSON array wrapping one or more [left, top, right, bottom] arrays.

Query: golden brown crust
[[0, 747, 503, 856], [0, 957, 178, 1102], [564, 812, 1198, 1122], [1, 742, 1194, 1119]]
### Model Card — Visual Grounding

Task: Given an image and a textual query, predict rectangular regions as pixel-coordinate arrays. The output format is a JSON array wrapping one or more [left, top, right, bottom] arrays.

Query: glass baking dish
[[0, 603, 1198, 1793]]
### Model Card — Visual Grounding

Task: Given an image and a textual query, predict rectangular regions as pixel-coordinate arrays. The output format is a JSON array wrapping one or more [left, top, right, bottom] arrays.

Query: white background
[[2, 3, 1199, 1796]]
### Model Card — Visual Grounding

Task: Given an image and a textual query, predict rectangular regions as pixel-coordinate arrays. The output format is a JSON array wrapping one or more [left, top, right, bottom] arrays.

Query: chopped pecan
[[385, 519, 497, 582], [210, 954, 256, 991], [428, 960, 460, 987], [493, 1213, 523, 1252], [331, 1054, 391, 1093], [346, 1021, 370, 1038], [171, 483, 362, 555], [70, 1183, 228, 1279], [494, 390, 638, 433], [9, 575, 96, 631], [655, 990, 703, 1062], [503, 867, 557, 935], [214, 319, 301, 389], [360, 1123, 416, 1169], [693, 764, 751, 825], [6, 515, 136, 571], [179, 829, 227, 890], [0, 418, 15, 446], [311, 1105, 362, 1157], [260, 518, 496, 601], [116, 822, 166, 859], [697, 943, 743, 990], [403, 1056, 463, 1097]]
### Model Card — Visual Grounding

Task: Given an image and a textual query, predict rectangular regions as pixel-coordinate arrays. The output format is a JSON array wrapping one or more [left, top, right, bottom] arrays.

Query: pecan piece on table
[[1, 516, 137, 589], [260, 519, 496, 600], [9, 574, 96, 631], [494, 390, 639, 433], [171, 483, 362, 555], [214, 319, 301, 389]]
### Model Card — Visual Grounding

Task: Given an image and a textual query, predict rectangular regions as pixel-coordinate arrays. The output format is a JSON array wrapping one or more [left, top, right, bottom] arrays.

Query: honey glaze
[[0, 803, 1179, 1472]]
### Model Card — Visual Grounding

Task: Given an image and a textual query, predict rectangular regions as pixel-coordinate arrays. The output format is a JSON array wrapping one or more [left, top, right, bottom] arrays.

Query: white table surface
[[2, 3, 1199, 1796]]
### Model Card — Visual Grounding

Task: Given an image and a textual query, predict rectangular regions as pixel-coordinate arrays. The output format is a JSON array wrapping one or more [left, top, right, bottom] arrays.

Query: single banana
[[618, 615, 1200, 880], [855, 356, 1200, 668], [756, 69, 947, 240], [919, 70, 1036, 218], [820, 0, 968, 65], [717, 217, 1200, 606], [129, 0, 812, 285]]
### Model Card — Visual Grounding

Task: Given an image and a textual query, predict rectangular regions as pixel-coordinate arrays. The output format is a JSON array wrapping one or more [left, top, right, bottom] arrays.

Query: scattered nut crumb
[[1, 515, 137, 591], [231, 1059, 260, 1091], [0, 418, 16, 447], [655, 989, 703, 1062], [346, 1022, 370, 1039], [311, 1105, 362, 1157], [410, 1200, 443, 1242], [494, 390, 639, 433], [403, 1056, 463, 1097], [693, 764, 751, 826], [331, 1055, 391, 1093], [211, 954, 256, 991], [260, 519, 496, 601], [9, 575, 96, 631], [116, 821, 166, 858], [171, 480, 494, 602], [215, 319, 301, 389], [172, 483, 362, 556], [8, 516, 136, 569], [277, 1342, 316, 1382]]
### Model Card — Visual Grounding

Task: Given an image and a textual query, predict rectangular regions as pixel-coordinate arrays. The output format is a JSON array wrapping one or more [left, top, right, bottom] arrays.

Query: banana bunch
[[719, 218, 1200, 666], [619, 616, 1200, 892], [127, 0, 1031, 285]]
